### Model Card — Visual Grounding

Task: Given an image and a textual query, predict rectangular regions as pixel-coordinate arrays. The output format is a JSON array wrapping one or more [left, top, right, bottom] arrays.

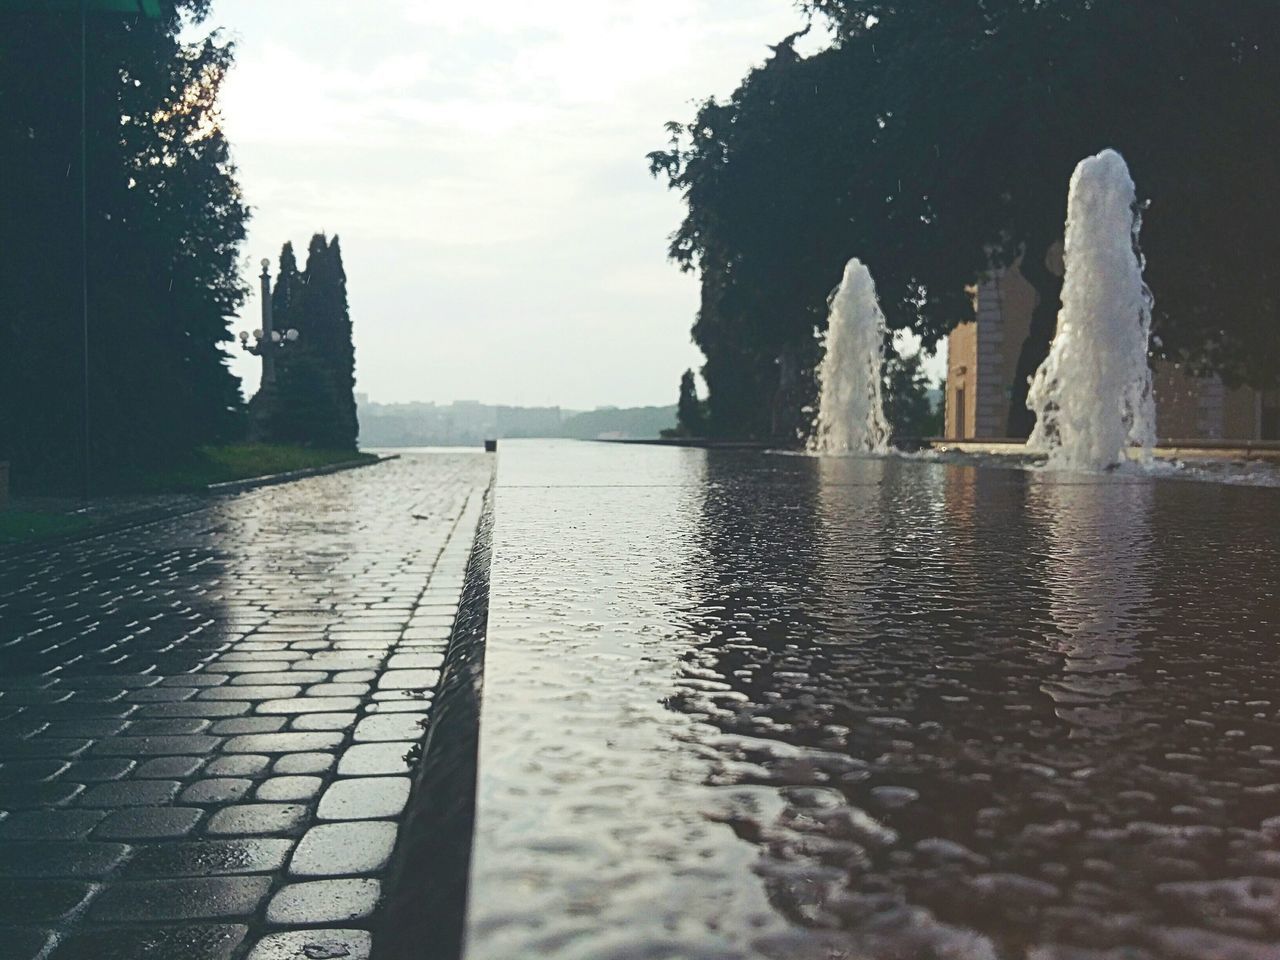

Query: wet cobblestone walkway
[[0, 453, 492, 960]]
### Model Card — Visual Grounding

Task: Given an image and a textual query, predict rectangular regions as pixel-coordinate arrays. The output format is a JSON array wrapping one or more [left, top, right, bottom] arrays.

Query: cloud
[[206, 0, 820, 407]]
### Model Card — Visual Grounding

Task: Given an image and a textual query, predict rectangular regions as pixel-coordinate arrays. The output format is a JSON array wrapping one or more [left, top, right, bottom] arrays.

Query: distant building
[[945, 263, 1278, 441]]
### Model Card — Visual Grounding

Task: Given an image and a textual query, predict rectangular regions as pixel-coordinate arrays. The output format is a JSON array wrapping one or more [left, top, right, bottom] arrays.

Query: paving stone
[[336, 743, 413, 777], [244, 928, 372, 960], [386, 653, 443, 670], [0, 809, 106, 840], [370, 690, 432, 705], [362, 701, 433, 714], [302, 659, 379, 674], [317, 777, 411, 821], [231, 671, 328, 685], [0, 689, 71, 706], [58, 758, 135, 781], [125, 686, 198, 703], [332, 671, 378, 683], [206, 803, 308, 836], [290, 713, 357, 732], [256, 698, 362, 716], [126, 718, 212, 735], [0, 757, 66, 783], [211, 717, 288, 735], [0, 841, 129, 878], [211, 662, 295, 674], [123, 838, 294, 878], [0, 878, 93, 922], [304, 683, 370, 698], [274, 753, 335, 775], [0, 782, 85, 808], [79, 779, 180, 807], [181, 778, 255, 804], [205, 755, 270, 777], [256, 776, 323, 802], [50, 923, 248, 960], [0, 738, 91, 760], [401, 628, 449, 641], [200, 686, 302, 701], [43, 718, 129, 738], [91, 735, 220, 757], [94, 806, 203, 840], [352, 714, 427, 742], [160, 673, 230, 687], [51, 676, 157, 690], [135, 701, 252, 718], [90, 876, 272, 921], [222, 732, 342, 754], [22, 702, 137, 720], [293, 819, 396, 880], [265, 878, 381, 925], [64, 690, 127, 704], [135, 756, 206, 778]]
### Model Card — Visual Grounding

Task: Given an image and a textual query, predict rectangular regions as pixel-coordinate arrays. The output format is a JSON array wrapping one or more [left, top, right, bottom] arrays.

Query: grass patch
[[138, 444, 376, 493], [0, 511, 95, 545]]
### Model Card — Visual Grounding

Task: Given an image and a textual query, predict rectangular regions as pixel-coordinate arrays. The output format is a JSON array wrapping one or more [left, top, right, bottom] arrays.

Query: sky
[[202, 2, 944, 411]]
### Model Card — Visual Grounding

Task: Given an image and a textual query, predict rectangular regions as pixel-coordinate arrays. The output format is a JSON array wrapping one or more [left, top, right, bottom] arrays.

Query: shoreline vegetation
[[0, 444, 376, 544]]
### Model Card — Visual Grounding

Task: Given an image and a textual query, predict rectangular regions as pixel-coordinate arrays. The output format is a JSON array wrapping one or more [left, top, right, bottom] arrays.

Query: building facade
[[945, 265, 1278, 442]]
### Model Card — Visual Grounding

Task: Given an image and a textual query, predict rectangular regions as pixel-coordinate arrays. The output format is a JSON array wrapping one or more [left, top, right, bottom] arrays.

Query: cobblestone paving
[[0, 454, 492, 960]]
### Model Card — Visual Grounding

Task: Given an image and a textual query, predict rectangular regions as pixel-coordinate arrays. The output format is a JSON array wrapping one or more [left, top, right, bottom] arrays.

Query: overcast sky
[[204, 0, 840, 409]]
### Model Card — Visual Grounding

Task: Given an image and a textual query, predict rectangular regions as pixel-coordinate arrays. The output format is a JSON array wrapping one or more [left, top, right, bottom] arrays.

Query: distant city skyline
[[203, 1, 854, 410]]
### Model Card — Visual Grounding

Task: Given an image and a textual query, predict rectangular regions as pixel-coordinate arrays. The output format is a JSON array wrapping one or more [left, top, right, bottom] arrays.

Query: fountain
[[1026, 149, 1156, 470], [809, 258, 890, 454]]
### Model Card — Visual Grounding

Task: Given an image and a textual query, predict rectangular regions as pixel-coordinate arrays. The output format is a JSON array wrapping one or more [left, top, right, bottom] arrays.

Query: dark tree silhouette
[[676, 369, 708, 437], [266, 234, 358, 450], [0, 1, 248, 488], [652, 0, 1280, 440]]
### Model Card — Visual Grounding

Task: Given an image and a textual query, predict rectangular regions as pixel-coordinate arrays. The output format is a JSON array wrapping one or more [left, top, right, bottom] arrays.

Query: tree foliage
[[652, 0, 1280, 439], [883, 346, 940, 440], [675, 369, 708, 437], [0, 2, 249, 485], [265, 235, 359, 450]]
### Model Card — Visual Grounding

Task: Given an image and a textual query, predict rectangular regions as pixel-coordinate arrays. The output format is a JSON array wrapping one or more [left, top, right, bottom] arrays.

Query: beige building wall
[[945, 264, 1034, 439], [945, 254, 1269, 443], [946, 320, 977, 439]]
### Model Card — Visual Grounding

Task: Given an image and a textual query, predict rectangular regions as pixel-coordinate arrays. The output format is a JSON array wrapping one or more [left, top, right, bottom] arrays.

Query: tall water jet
[[1026, 149, 1155, 469], [810, 258, 890, 454]]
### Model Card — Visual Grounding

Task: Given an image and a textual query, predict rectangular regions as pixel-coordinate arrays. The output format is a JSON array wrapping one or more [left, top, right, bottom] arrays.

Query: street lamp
[[237, 258, 299, 388]]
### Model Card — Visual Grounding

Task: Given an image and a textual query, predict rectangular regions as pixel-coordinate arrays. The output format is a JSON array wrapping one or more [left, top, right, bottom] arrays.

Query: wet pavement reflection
[[467, 441, 1280, 960]]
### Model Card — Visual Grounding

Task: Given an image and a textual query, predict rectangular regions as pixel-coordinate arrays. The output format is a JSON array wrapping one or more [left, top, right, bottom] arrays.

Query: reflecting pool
[[465, 441, 1280, 960]]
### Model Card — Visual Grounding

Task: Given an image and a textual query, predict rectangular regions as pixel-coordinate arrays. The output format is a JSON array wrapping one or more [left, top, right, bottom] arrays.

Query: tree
[[0, 1, 249, 488], [882, 347, 938, 440], [653, 0, 1280, 440], [268, 233, 358, 450], [300, 234, 357, 448], [675, 369, 708, 437], [271, 241, 305, 332]]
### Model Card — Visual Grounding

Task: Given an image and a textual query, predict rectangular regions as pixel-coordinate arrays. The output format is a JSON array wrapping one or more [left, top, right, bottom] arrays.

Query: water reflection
[[469, 442, 1280, 960], [1030, 476, 1154, 734], [674, 452, 1280, 957]]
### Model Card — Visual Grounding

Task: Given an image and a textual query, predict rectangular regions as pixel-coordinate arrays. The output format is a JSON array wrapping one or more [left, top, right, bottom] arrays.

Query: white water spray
[[1027, 149, 1155, 470], [810, 258, 890, 454]]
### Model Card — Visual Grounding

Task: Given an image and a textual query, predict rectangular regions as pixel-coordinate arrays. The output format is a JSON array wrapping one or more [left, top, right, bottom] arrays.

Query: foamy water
[[1027, 149, 1156, 470], [809, 259, 890, 454]]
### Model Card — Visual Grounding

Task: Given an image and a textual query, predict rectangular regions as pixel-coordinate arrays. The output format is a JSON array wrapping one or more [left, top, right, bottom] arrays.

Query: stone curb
[[374, 482, 495, 960]]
